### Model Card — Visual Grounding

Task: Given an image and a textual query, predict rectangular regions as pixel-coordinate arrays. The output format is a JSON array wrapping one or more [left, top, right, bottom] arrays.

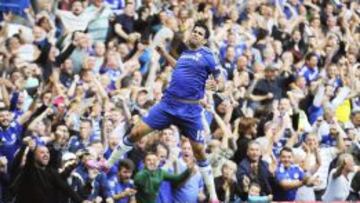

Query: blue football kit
[[142, 47, 221, 143], [0, 121, 23, 163], [274, 164, 305, 201]]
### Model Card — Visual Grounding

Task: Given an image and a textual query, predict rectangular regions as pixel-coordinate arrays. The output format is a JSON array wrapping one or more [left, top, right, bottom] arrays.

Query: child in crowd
[[248, 182, 273, 203]]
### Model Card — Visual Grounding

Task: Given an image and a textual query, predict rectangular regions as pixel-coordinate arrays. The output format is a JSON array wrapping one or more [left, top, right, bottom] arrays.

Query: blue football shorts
[[142, 98, 206, 143]]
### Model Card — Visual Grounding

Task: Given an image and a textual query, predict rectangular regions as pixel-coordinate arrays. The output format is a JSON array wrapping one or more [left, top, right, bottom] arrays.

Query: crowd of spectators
[[0, 0, 359, 202]]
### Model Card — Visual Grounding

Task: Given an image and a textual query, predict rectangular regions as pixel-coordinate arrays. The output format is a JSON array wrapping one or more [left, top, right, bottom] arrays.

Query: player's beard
[[188, 40, 197, 49]]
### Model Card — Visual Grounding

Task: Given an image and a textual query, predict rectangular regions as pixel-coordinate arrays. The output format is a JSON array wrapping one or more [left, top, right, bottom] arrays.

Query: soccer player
[[107, 21, 224, 202]]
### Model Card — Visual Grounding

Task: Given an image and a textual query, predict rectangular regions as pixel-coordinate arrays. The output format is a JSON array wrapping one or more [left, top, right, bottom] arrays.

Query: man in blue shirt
[[68, 119, 98, 153], [298, 53, 319, 85], [108, 21, 224, 202], [0, 104, 37, 165], [219, 32, 247, 62], [109, 159, 136, 203], [274, 147, 318, 201], [0, 0, 30, 16]]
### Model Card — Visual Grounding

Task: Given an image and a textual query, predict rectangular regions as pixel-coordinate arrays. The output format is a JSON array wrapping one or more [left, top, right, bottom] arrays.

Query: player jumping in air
[[108, 21, 225, 203]]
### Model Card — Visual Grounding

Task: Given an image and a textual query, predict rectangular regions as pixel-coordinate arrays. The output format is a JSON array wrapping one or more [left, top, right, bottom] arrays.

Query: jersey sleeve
[[297, 167, 305, 181], [205, 52, 222, 79], [12, 121, 23, 140]]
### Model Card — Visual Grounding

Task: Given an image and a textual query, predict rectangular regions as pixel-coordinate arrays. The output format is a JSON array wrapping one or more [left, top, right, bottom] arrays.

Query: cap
[[53, 96, 65, 107], [62, 152, 76, 162], [76, 148, 91, 159]]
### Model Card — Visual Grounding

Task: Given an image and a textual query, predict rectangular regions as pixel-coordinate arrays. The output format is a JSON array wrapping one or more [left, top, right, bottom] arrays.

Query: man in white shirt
[[55, 0, 94, 34]]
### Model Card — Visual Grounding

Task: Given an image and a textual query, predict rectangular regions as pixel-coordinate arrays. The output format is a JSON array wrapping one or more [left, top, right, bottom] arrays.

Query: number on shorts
[[196, 130, 205, 142]]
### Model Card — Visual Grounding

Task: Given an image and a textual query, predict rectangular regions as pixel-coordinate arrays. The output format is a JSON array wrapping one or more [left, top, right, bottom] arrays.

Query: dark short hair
[[280, 146, 293, 155], [194, 21, 210, 39], [149, 141, 169, 158], [118, 158, 135, 172], [247, 140, 260, 150], [120, 75, 133, 88], [5, 34, 21, 49], [305, 52, 318, 61], [80, 117, 93, 126]]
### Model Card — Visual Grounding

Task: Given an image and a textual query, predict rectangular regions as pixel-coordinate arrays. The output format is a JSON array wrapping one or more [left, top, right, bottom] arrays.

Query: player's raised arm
[[156, 45, 177, 67]]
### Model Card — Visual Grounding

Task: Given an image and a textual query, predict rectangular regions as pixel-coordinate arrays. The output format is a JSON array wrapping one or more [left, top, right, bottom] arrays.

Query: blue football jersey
[[164, 47, 221, 100], [0, 121, 23, 162]]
